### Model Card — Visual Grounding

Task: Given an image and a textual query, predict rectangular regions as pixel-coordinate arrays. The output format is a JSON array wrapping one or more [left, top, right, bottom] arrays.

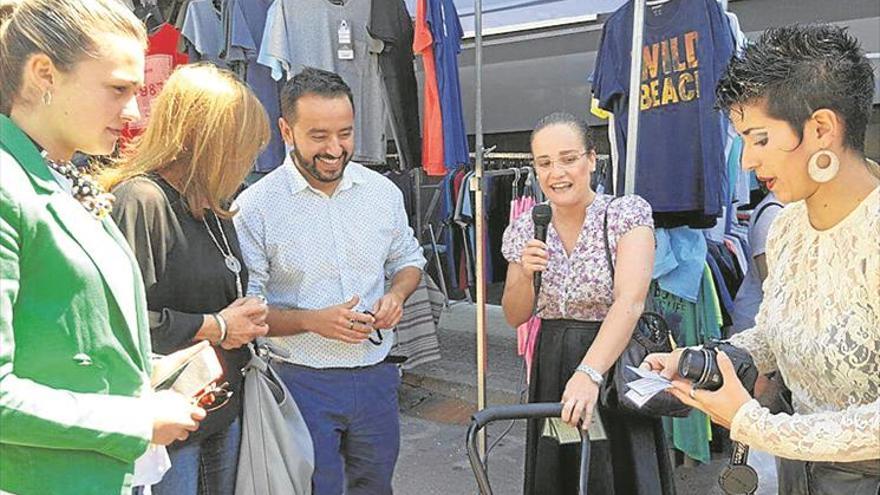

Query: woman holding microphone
[[501, 113, 672, 494]]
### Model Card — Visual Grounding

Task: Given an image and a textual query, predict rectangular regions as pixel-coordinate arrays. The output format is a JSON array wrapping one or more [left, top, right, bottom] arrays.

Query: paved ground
[[391, 302, 778, 495]]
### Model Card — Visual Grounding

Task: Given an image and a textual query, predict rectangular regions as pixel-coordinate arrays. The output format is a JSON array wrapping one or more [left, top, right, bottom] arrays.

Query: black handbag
[[598, 198, 691, 418]]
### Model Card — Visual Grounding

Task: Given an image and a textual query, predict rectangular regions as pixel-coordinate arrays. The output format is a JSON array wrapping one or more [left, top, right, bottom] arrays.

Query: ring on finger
[[348, 320, 354, 330], [689, 387, 698, 400]]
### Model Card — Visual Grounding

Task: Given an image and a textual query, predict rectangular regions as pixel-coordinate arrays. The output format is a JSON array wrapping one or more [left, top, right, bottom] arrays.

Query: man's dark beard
[[290, 144, 350, 184]]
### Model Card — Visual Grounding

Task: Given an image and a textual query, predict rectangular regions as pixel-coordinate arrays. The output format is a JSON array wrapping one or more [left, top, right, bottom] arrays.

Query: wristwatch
[[575, 364, 604, 386]]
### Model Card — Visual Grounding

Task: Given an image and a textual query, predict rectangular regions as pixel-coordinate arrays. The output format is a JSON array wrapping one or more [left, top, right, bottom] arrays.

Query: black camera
[[679, 341, 761, 494], [678, 341, 758, 393]]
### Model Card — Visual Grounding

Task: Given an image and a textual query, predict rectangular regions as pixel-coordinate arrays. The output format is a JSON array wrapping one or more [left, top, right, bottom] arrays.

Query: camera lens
[[679, 348, 706, 383], [679, 348, 723, 391]]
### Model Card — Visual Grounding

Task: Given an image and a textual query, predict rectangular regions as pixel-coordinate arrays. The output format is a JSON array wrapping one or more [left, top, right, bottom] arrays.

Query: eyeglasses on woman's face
[[533, 150, 589, 172]]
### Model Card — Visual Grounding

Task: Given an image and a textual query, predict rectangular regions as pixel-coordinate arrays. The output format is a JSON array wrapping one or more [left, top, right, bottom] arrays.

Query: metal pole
[[473, 0, 488, 458], [624, 0, 646, 194], [413, 168, 423, 243]]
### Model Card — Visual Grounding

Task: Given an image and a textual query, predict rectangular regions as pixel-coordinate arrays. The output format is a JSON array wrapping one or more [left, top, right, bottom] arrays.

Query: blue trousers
[[144, 418, 241, 495], [275, 361, 401, 495]]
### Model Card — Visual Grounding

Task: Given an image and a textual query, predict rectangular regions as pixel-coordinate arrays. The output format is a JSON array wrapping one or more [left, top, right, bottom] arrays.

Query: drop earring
[[807, 149, 839, 183], [42, 90, 52, 106]]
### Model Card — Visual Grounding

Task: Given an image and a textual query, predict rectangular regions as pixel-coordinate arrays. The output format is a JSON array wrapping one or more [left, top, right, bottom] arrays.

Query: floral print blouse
[[501, 194, 654, 321]]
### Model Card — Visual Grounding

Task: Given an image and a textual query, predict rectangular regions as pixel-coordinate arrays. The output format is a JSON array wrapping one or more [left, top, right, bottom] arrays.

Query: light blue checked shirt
[[233, 155, 425, 368]]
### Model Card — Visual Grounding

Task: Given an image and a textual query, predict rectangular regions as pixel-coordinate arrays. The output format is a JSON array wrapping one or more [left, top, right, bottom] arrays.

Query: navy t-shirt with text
[[592, 0, 734, 216]]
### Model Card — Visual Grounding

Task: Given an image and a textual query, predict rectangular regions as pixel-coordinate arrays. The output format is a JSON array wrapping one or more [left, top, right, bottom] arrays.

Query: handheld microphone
[[531, 204, 553, 296]]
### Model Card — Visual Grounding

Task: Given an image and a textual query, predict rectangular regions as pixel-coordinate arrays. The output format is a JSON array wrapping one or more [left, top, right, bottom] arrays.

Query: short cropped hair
[[279, 67, 355, 123], [716, 24, 875, 153]]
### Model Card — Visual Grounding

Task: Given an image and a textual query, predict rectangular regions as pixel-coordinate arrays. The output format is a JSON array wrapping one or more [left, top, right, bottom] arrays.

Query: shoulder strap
[[603, 196, 624, 280], [753, 201, 783, 224]]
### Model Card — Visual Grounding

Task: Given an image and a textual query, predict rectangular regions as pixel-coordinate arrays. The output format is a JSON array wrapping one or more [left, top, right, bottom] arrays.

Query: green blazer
[[0, 115, 154, 495]]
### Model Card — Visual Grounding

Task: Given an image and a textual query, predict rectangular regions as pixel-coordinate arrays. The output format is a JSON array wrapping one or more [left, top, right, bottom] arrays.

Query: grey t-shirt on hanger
[[259, 0, 387, 165]]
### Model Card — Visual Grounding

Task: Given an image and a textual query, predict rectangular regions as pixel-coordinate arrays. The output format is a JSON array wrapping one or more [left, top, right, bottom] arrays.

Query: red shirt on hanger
[[413, 0, 446, 176], [121, 23, 189, 144]]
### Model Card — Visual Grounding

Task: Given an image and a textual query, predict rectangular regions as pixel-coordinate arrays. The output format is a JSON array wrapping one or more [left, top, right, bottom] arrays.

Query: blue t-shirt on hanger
[[181, 0, 228, 68], [427, 0, 470, 168], [226, 0, 286, 173], [592, 0, 734, 217]]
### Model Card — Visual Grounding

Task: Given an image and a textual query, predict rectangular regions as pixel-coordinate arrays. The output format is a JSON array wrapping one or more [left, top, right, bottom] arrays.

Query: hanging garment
[[413, 0, 446, 174], [653, 227, 708, 303], [427, 0, 469, 168], [225, 0, 286, 172], [509, 193, 540, 381], [592, 0, 734, 222], [439, 169, 459, 289], [389, 274, 443, 370], [705, 252, 734, 327], [181, 0, 229, 67], [122, 23, 188, 141], [259, 0, 387, 165], [653, 267, 721, 464], [370, 0, 422, 171], [454, 170, 475, 292]]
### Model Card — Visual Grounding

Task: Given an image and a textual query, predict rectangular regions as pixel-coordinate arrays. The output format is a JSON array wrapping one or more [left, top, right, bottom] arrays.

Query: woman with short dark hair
[[645, 24, 880, 494]]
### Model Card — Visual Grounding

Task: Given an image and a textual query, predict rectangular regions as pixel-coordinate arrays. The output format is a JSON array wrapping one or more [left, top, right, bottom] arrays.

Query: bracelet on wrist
[[210, 313, 228, 345], [575, 364, 604, 386]]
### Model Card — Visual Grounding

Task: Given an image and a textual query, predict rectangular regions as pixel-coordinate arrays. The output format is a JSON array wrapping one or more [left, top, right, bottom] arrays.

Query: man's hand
[[372, 292, 404, 329], [149, 390, 206, 445], [311, 295, 375, 344]]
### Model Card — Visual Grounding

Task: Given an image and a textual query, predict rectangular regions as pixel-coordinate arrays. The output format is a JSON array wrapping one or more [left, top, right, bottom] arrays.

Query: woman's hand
[[561, 371, 600, 430], [218, 297, 269, 349], [667, 351, 753, 429], [148, 390, 206, 445], [640, 348, 686, 380], [519, 239, 549, 280]]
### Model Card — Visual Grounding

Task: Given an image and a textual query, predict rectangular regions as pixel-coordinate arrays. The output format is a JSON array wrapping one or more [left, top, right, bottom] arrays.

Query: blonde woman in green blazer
[[0, 1, 204, 494]]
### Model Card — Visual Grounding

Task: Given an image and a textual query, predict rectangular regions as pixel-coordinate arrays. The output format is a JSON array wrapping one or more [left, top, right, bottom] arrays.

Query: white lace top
[[729, 186, 880, 462]]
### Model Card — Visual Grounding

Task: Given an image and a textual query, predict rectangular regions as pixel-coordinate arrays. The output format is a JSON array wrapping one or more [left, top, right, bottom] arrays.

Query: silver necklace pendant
[[224, 254, 242, 274]]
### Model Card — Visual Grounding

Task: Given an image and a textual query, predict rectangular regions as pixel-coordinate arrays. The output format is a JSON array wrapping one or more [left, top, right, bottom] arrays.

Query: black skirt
[[524, 319, 676, 495]]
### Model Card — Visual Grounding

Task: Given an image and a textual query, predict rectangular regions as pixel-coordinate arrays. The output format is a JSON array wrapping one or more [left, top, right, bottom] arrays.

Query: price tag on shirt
[[337, 20, 354, 60]]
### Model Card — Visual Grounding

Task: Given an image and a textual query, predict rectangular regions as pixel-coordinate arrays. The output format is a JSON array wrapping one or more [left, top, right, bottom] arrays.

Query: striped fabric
[[391, 273, 443, 370]]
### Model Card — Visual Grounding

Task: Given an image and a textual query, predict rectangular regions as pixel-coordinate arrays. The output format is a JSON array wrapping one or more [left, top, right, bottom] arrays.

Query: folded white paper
[[623, 366, 674, 408]]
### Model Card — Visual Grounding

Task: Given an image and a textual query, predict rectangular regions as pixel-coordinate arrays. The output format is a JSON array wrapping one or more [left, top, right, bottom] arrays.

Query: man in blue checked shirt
[[233, 67, 425, 495]]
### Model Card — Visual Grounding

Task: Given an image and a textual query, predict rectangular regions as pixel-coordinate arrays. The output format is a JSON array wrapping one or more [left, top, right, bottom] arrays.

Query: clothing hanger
[[512, 167, 521, 199], [523, 167, 535, 198], [131, 0, 165, 32]]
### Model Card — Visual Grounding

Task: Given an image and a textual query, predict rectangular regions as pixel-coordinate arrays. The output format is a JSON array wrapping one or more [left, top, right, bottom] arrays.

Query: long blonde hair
[[0, 0, 146, 114], [103, 64, 270, 219]]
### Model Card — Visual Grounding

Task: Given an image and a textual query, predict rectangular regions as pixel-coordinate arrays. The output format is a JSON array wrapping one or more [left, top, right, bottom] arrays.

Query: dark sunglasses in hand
[[195, 381, 232, 412], [361, 310, 384, 346]]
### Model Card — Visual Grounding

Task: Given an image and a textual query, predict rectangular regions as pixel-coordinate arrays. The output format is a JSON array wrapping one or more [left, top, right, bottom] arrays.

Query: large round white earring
[[808, 149, 839, 183], [42, 90, 52, 106]]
